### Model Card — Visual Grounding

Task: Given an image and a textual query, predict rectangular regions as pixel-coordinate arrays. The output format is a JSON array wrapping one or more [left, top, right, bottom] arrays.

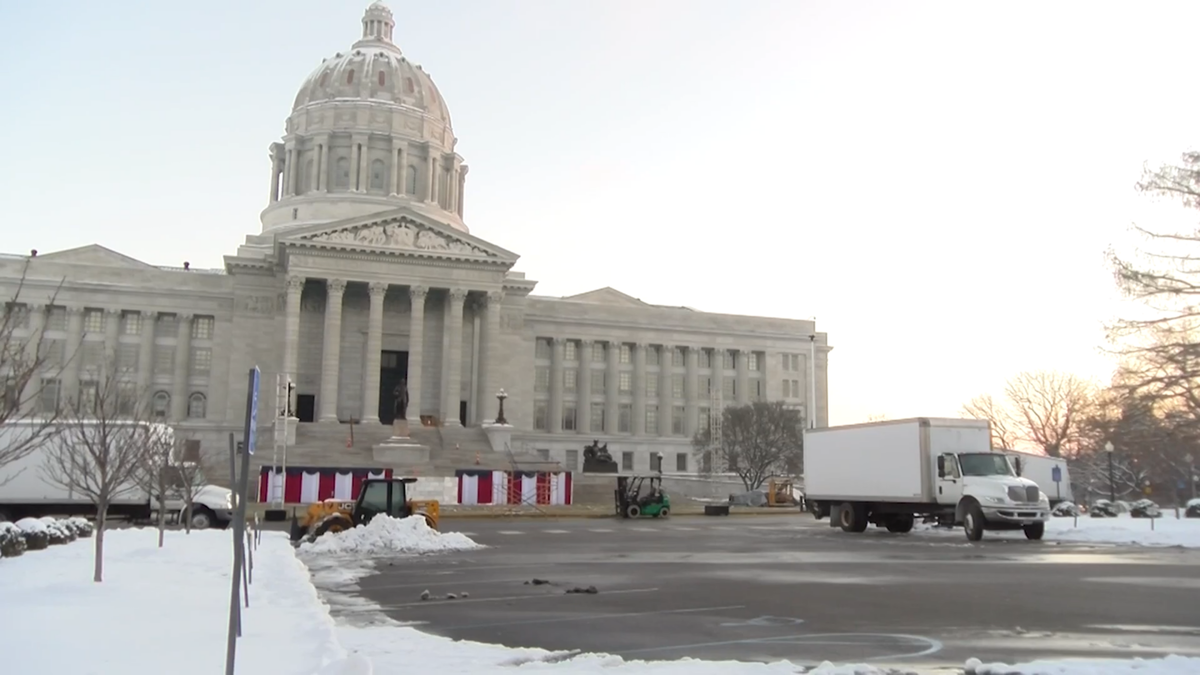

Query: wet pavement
[[311, 515, 1200, 670]]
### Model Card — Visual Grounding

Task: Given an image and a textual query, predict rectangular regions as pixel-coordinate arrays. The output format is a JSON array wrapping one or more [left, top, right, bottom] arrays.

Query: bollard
[[1151, 516, 1156, 531], [1073, 514, 1078, 528]]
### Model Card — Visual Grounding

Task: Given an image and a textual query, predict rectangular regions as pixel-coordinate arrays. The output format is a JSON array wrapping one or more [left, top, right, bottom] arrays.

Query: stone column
[[458, 165, 468, 217], [171, 313, 192, 421], [317, 279, 346, 423], [632, 342, 646, 436], [441, 288, 466, 426], [406, 286, 427, 424], [282, 275, 304, 413], [283, 145, 294, 196], [388, 142, 400, 196], [319, 136, 331, 192], [355, 137, 369, 192], [685, 346, 699, 437], [659, 344, 672, 435], [548, 337, 564, 433], [606, 341, 620, 434], [362, 282, 386, 424], [448, 162, 460, 213], [307, 143, 320, 194], [136, 310, 155, 412], [424, 149, 437, 202], [268, 153, 280, 203], [480, 290, 503, 422], [577, 340, 592, 433], [736, 349, 750, 405], [63, 307, 84, 407], [103, 309, 120, 380]]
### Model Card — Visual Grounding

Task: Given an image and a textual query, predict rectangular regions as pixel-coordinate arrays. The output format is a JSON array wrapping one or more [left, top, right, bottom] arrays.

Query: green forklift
[[615, 475, 670, 518]]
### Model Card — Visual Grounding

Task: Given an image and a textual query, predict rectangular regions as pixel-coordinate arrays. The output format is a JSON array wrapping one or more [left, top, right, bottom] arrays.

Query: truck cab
[[935, 451, 1050, 540]]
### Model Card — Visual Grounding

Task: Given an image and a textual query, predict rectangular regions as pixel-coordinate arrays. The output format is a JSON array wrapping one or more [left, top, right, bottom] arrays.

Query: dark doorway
[[459, 400, 468, 426], [379, 350, 409, 425], [296, 394, 315, 423]]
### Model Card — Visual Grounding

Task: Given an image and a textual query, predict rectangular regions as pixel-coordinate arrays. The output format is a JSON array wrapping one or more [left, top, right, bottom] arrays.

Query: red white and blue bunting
[[455, 469, 573, 505], [257, 466, 393, 504]]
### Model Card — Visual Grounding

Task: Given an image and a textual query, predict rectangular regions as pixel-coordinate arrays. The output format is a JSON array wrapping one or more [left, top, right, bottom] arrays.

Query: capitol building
[[0, 3, 829, 479]]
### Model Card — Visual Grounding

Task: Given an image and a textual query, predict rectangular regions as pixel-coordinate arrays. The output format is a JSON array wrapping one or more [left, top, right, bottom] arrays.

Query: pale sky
[[1, 1, 1198, 425]]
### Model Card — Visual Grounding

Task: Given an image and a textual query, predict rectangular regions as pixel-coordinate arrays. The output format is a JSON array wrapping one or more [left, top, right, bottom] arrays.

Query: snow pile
[[0, 528, 345, 674], [965, 654, 1200, 674], [0, 521, 27, 557], [298, 515, 483, 556], [1045, 516, 1200, 548]]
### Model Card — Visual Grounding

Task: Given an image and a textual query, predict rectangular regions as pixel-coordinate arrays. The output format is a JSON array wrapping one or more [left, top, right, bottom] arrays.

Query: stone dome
[[291, 2, 452, 129]]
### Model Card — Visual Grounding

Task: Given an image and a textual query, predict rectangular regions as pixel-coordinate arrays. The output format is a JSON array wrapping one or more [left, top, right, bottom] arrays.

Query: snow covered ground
[[1, 516, 1198, 674], [911, 514, 1200, 548]]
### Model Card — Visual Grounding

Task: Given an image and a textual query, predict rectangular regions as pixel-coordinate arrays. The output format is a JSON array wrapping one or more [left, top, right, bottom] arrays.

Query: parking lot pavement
[[324, 516, 1200, 670]]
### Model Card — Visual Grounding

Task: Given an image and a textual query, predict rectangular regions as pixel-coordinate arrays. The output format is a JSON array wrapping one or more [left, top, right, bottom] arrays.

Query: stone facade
[[0, 3, 831, 476]]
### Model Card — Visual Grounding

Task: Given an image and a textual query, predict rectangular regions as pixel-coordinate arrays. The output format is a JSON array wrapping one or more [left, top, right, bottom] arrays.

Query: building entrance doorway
[[379, 350, 409, 425]]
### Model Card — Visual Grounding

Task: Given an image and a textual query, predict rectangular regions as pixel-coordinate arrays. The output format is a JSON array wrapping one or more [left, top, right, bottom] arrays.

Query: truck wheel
[[885, 515, 914, 533], [187, 508, 214, 530], [625, 504, 641, 519], [838, 502, 868, 533], [963, 503, 985, 542], [1023, 522, 1045, 540]]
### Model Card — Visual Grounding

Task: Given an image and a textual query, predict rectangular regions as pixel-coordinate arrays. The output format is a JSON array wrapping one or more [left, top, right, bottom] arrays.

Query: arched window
[[369, 159, 387, 191], [187, 392, 206, 419], [378, 70, 386, 86], [334, 157, 351, 189], [152, 391, 170, 420], [405, 165, 417, 195], [405, 77, 414, 94], [346, 69, 355, 84]]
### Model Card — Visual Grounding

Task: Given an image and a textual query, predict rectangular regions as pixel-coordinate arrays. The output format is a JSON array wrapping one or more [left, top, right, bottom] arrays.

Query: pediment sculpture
[[312, 222, 491, 256]]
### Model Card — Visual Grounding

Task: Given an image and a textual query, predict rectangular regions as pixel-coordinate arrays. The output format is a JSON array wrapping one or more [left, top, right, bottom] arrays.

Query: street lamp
[[494, 389, 508, 425], [1186, 452, 1196, 500], [1105, 441, 1115, 503]]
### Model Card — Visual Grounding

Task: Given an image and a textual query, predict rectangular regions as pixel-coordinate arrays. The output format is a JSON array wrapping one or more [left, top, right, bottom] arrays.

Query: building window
[[618, 403, 632, 433], [378, 70, 386, 86], [724, 351, 735, 369], [620, 344, 630, 363], [645, 405, 658, 433], [672, 406, 684, 435], [191, 316, 214, 340], [122, 311, 142, 335], [535, 367, 549, 392], [672, 375, 684, 399], [749, 353, 759, 371], [187, 393, 206, 419], [646, 377, 657, 398], [622, 451, 634, 471], [156, 313, 178, 338], [405, 76, 415, 93], [565, 449, 579, 471], [334, 157, 351, 188], [676, 453, 688, 472], [698, 350, 710, 368], [724, 377, 736, 398], [592, 342, 605, 363], [699, 407, 710, 431], [672, 348, 684, 367], [46, 306, 67, 331], [191, 347, 212, 375], [619, 371, 631, 393], [81, 341, 104, 369], [152, 391, 170, 420], [370, 159, 387, 191], [346, 69, 355, 84], [646, 346, 659, 366], [591, 373, 605, 394], [405, 165, 417, 194], [562, 405, 576, 431], [564, 341, 577, 362], [83, 309, 105, 334], [117, 382, 137, 416], [4, 303, 29, 329], [39, 378, 61, 413], [534, 403, 547, 431], [564, 369, 576, 393], [755, 380, 763, 399], [590, 402, 605, 432], [782, 354, 791, 371], [43, 339, 65, 365], [154, 346, 174, 374], [118, 343, 139, 372], [535, 338, 551, 359]]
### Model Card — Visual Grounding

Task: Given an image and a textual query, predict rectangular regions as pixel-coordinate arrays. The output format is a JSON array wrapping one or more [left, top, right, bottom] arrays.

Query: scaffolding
[[708, 380, 723, 471], [270, 373, 292, 508]]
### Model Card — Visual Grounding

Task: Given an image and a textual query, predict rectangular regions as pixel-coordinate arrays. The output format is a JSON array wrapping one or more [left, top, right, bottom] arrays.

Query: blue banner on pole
[[246, 367, 260, 456], [1051, 466, 1062, 483]]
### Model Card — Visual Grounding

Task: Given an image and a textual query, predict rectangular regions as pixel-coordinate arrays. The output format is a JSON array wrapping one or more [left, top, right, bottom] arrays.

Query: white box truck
[[0, 420, 234, 529], [996, 449, 1072, 506], [803, 417, 1050, 541]]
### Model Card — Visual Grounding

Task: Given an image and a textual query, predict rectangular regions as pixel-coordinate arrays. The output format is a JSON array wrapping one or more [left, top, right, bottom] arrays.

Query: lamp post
[[1186, 452, 1196, 500], [494, 389, 508, 425], [1105, 441, 1115, 503]]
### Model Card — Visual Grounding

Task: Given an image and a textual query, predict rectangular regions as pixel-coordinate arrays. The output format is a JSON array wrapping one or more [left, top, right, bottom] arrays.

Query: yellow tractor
[[767, 478, 799, 507], [289, 477, 439, 544]]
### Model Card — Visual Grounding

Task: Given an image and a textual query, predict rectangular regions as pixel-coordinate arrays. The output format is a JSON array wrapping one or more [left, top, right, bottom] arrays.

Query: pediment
[[282, 211, 517, 265], [35, 245, 157, 270], [563, 287, 648, 308]]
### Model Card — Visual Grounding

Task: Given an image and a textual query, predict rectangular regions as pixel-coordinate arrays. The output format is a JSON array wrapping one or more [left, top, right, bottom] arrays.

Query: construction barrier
[[257, 466, 394, 504], [455, 469, 573, 506]]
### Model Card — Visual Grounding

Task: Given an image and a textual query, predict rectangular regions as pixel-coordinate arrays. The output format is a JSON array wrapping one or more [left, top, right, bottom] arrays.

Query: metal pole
[[226, 367, 260, 675], [1107, 451, 1116, 503], [808, 331, 817, 429]]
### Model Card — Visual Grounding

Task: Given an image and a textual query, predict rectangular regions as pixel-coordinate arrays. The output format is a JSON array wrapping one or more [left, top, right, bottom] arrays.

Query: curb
[[437, 510, 806, 520]]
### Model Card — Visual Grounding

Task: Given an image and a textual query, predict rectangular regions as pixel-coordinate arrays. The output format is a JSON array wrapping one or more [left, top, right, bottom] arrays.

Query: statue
[[582, 440, 617, 473], [393, 379, 409, 420]]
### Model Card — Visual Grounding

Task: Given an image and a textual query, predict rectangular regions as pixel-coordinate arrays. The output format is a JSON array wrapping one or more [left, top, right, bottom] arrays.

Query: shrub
[[63, 517, 95, 538], [0, 522, 26, 558], [15, 518, 50, 551], [39, 517, 77, 545]]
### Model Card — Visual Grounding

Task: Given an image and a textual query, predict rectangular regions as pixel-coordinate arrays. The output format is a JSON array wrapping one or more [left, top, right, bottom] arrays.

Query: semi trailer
[[803, 417, 1050, 541]]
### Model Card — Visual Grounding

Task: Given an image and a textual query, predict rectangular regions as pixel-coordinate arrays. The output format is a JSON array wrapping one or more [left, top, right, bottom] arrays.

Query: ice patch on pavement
[[965, 654, 1200, 674], [297, 515, 484, 556], [909, 515, 1200, 548]]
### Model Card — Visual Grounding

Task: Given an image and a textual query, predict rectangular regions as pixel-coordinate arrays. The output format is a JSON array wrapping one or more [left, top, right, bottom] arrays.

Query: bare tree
[[1003, 370, 1095, 458], [0, 260, 65, 477], [136, 421, 175, 548], [41, 361, 151, 582], [170, 434, 223, 533], [960, 394, 1018, 450], [693, 401, 804, 491]]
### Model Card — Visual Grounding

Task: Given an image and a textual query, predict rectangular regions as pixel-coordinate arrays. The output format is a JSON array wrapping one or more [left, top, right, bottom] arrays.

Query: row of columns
[[543, 343, 756, 437], [281, 276, 503, 426], [268, 137, 466, 216], [19, 306, 196, 421]]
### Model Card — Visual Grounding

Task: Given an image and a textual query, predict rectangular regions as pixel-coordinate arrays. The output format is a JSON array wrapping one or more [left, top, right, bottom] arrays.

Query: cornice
[[282, 242, 512, 269]]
